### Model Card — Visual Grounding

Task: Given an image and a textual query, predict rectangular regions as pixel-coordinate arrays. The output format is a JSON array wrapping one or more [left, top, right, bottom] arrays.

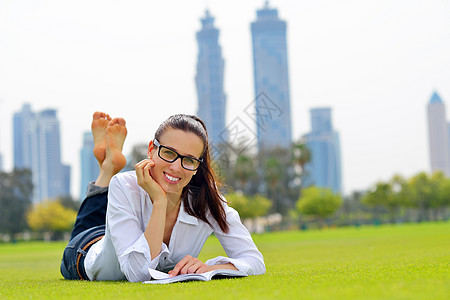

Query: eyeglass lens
[[159, 147, 199, 170]]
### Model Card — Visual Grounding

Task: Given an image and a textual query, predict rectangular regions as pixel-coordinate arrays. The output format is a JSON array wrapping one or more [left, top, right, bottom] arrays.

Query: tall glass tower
[[195, 10, 227, 149], [304, 108, 342, 194], [13, 104, 71, 203], [79, 132, 99, 200], [251, 1, 292, 150], [427, 91, 450, 176]]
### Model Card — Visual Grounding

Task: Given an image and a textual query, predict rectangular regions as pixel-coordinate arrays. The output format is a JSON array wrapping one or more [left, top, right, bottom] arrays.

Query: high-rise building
[[79, 131, 99, 200], [13, 104, 71, 203], [251, 1, 292, 150], [195, 10, 227, 149], [304, 108, 342, 194], [427, 91, 450, 176]]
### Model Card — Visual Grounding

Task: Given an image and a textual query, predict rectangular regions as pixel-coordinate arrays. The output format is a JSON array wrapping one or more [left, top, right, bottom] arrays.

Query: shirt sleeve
[[107, 175, 169, 282], [206, 202, 266, 275]]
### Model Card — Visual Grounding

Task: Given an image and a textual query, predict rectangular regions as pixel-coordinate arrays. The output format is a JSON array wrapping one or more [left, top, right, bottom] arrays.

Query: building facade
[[304, 108, 342, 194], [427, 91, 450, 176], [251, 2, 292, 150], [13, 104, 71, 203], [79, 131, 99, 200], [195, 10, 227, 149]]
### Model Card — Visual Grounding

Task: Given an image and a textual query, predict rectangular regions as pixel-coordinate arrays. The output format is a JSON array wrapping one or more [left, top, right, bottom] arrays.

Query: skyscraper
[[304, 108, 342, 194], [427, 91, 450, 176], [251, 1, 292, 150], [13, 104, 71, 203], [79, 131, 99, 200], [195, 10, 227, 149]]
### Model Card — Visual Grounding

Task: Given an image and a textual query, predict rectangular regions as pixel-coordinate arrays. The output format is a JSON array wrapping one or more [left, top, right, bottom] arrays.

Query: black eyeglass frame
[[153, 139, 203, 171]]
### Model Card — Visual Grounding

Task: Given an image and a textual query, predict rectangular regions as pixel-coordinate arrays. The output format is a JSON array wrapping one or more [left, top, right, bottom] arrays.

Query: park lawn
[[0, 222, 449, 300]]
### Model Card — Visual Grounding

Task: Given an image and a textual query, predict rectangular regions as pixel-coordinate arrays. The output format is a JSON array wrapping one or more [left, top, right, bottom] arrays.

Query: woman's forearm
[[144, 200, 167, 260]]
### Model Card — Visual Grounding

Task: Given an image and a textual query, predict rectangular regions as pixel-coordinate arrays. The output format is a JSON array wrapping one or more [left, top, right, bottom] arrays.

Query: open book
[[143, 268, 247, 284]]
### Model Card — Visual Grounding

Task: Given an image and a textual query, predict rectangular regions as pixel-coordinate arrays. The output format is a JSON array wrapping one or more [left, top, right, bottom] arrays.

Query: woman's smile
[[164, 172, 181, 184]]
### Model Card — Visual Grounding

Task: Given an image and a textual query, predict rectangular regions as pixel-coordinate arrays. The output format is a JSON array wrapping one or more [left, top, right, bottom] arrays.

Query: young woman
[[60, 112, 265, 282]]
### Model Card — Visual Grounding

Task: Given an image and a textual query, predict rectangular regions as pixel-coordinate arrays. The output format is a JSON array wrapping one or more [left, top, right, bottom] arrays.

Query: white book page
[[148, 268, 170, 280], [148, 268, 215, 280]]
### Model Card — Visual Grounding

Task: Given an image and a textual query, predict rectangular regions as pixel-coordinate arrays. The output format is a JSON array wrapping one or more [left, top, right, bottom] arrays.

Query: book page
[[148, 268, 170, 280]]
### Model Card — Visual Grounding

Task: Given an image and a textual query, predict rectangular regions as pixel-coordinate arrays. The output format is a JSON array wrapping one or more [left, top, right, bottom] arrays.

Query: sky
[[1, 0, 450, 198]]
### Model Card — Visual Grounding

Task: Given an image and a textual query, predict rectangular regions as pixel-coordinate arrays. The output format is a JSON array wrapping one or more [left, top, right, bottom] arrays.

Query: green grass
[[0, 222, 449, 299]]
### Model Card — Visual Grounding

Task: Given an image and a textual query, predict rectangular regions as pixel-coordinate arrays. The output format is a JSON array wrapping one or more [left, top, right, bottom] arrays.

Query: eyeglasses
[[153, 139, 203, 171]]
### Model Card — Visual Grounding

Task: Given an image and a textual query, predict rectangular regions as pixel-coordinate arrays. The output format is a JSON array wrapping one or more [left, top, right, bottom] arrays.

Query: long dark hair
[[154, 114, 229, 233]]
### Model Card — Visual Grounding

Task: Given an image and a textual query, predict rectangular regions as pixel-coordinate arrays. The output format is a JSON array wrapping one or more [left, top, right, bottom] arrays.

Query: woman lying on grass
[[60, 112, 265, 282]]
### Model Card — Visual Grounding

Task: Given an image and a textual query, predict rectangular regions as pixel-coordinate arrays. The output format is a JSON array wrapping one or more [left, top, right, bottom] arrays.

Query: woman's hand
[[168, 255, 212, 277], [135, 159, 166, 203]]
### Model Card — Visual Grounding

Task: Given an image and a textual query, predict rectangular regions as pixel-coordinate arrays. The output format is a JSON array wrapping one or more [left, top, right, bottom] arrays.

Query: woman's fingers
[[169, 255, 190, 277], [169, 255, 209, 277], [135, 159, 165, 199]]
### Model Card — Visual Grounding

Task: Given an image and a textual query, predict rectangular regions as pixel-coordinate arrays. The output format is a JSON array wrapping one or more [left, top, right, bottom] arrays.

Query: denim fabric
[[60, 225, 105, 280], [70, 190, 108, 240], [61, 188, 109, 280]]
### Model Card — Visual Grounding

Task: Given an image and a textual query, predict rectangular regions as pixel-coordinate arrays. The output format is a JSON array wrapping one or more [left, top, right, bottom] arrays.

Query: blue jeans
[[60, 189, 108, 280]]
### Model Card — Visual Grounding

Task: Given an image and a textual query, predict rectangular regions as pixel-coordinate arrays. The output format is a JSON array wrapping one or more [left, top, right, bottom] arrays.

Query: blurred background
[[1, 0, 449, 240]]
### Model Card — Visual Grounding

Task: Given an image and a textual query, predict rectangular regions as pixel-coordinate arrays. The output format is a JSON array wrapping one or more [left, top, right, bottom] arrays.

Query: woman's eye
[[184, 158, 195, 165], [162, 149, 177, 158]]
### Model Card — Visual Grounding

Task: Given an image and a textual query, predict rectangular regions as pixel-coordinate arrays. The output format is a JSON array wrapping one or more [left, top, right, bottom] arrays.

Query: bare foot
[[92, 112, 111, 166], [105, 117, 128, 173], [95, 117, 127, 187]]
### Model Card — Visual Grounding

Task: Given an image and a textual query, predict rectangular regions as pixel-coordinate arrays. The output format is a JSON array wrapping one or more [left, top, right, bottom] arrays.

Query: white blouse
[[84, 171, 266, 282]]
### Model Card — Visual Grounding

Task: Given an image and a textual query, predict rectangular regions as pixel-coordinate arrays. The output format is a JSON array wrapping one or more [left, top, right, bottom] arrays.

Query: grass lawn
[[0, 222, 449, 300]]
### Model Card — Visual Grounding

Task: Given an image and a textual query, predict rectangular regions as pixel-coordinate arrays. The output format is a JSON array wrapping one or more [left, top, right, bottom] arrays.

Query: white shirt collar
[[178, 195, 199, 226]]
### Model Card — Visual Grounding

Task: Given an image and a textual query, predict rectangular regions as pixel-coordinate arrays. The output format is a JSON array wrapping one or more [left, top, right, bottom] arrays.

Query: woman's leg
[[61, 225, 106, 280], [69, 113, 127, 239], [61, 112, 127, 280]]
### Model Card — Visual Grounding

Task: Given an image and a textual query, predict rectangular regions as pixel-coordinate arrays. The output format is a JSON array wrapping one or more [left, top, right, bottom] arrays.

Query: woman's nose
[[169, 157, 183, 172]]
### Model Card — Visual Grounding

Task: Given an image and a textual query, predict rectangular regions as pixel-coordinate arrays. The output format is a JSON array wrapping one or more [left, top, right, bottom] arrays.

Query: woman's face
[[148, 128, 204, 196]]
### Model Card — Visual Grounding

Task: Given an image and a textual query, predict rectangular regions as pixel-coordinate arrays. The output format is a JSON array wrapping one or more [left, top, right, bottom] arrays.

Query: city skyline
[[251, 2, 292, 150], [195, 9, 227, 149], [304, 107, 342, 194], [79, 131, 98, 200], [427, 91, 450, 177], [13, 104, 71, 203], [1, 1, 449, 197]]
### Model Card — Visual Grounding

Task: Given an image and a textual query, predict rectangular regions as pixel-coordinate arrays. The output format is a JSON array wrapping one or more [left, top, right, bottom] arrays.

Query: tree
[[0, 169, 33, 240], [362, 174, 408, 223], [226, 192, 272, 219], [291, 139, 311, 185], [233, 154, 257, 193], [124, 143, 148, 171], [259, 147, 297, 214], [408, 172, 437, 222], [27, 200, 77, 240], [296, 186, 342, 227], [436, 175, 450, 219], [59, 195, 81, 211]]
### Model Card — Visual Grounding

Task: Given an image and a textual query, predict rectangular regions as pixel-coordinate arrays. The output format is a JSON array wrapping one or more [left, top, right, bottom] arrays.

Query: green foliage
[[226, 192, 272, 219], [291, 139, 311, 177], [27, 200, 77, 233], [362, 172, 450, 222], [233, 154, 257, 190], [296, 186, 342, 221], [0, 169, 33, 237], [0, 223, 449, 299], [362, 174, 408, 215], [216, 141, 310, 215]]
